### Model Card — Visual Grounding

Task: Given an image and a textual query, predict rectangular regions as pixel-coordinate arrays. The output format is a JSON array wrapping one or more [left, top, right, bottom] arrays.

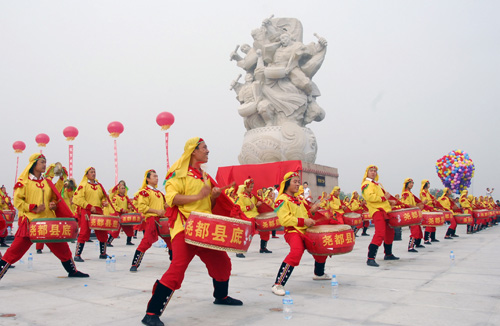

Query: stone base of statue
[[238, 122, 318, 164]]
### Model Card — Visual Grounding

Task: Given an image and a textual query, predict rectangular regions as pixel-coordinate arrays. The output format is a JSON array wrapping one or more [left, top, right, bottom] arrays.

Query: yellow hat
[[402, 178, 413, 194], [16, 153, 46, 187], [362, 165, 378, 185], [141, 169, 157, 189], [330, 186, 340, 196], [264, 189, 272, 198], [165, 137, 204, 183], [243, 178, 254, 189], [236, 184, 246, 195], [460, 189, 468, 199], [420, 179, 429, 195], [439, 187, 450, 200], [278, 171, 299, 197]]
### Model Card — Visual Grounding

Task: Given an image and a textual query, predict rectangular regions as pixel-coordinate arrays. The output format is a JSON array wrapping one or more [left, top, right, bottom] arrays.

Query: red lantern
[[107, 121, 124, 138], [12, 141, 26, 153], [35, 133, 50, 147], [63, 126, 79, 141], [156, 112, 175, 130]]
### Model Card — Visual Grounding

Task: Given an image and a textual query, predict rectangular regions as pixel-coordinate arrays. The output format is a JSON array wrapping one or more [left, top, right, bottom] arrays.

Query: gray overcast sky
[[1, 1, 499, 198]]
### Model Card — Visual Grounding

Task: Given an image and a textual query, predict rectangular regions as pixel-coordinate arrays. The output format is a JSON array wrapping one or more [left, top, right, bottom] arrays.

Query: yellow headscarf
[[330, 186, 340, 196], [77, 167, 96, 189], [349, 191, 358, 204], [420, 179, 429, 195], [460, 189, 468, 200], [236, 184, 246, 195], [243, 178, 254, 189], [295, 185, 304, 197], [402, 178, 413, 194], [264, 189, 272, 198], [225, 187, 235, 197], [17, 153, 46, 186], [165, 137, 204, 181], [278, 171, 299, 197], [439, 187, 450, 200], [141, 169, 157, 189], [362, 165, 378, 185]]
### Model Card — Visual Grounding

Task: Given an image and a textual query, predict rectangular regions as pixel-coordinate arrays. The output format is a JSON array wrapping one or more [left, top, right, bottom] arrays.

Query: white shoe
[[271, 284, 286, 296], [313, 274, 332, 281]]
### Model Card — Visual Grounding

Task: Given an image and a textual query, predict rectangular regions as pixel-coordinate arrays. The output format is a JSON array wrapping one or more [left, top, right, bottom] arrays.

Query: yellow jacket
[[275, 193, 311, 234], [73, 182, 106, 210], [236, 193, 259, 218], [13, 177, 57, 222], [361, 179, 392, 217]]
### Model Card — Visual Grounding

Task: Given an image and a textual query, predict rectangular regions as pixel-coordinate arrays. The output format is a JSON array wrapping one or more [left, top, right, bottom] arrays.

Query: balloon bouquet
[[436, 150, 475, 194]]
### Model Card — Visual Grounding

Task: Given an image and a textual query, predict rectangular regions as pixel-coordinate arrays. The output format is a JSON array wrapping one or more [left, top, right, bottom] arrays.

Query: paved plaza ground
[[1, 224, 499, 326]]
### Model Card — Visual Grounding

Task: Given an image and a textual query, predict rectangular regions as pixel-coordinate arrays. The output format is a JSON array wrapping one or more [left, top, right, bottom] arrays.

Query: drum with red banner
[[29, 218, 78, 243], [455, 214, 473, 224], [120, 213, 143, 226], [421, 211, 445, 227], [362, 211, 371, 221], [305, 224, 355, 256], [472, 210, 491, 219], [441, 210, 453, 222], [343, 212, 362, 227], [1, 210, 15, 228], [184, 211, 253, 253], [387, 208, 423, 228], [158, 218, 170, 238], [89, 214, 120, 231], [254, 212, 281, 231]]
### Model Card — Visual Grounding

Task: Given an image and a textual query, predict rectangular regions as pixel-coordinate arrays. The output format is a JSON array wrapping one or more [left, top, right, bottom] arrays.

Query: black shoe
[[126, 242, 135, 245], [36, 249, 43, 254], [444, 236, 452, 240], [0, 243, 10, 248], [367, 259, 379, 267], [416, 244, 426, 248], [8, 265, 15, 269], [86, 239, 93, 243], [213, 296, 243, 306], [259, 248, 272, 253], [69, 271, 89, 278], [133, 236, 138, 239], [236, 253, 245, 258], [99, 254, 111, 259], [408, 249, 418, 253], [451, 234, 459, 238], [74, 256, 84, 262], [384, 254, 400, 260], [106, 242, 114, 247], [141, 314, 164, 326], [130, 266, 138, 272], [361, 233, 370, 236], [431, 239, 440, 242], [424, 241, 432, 245], [272, 236, 279, 238]]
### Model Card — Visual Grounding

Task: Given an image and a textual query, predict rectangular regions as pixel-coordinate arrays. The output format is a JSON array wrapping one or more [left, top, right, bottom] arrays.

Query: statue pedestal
[[216, 160, 338, 199], [238, 123, 318, 164]]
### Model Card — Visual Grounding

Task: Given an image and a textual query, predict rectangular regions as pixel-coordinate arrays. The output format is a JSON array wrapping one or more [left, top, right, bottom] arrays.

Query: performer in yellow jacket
[[236, 178, 272, 254], [141, 137, 241, 326], [328, 186, 345, 224], [362, 165, 398, 267], [0, 153, 88, 281], [271, 171, 330, 297], [349, 191, 370, 236], [0, 186, 14, 247], [439, 188, 459, 239], [72, 167, 113, 261], [107, 181, 137, 247], [401, 178, 425, 252]]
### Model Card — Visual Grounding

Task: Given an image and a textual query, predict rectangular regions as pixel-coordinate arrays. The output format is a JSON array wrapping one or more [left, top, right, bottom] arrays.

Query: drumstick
[[229, 45, 240, 61], [229, 74, 242, 90]]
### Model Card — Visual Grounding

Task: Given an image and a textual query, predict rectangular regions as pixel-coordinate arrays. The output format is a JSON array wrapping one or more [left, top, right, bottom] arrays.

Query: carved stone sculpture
[[230, 16, 327, 164]]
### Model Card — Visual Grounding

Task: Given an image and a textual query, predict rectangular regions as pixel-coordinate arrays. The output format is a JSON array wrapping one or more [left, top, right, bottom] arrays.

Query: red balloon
[[13, 141, 26, 153], [63, 126, 79, 140], [156, 112, 175, 130], [35, 133, 50, 147], [107, 121, 124, 138]]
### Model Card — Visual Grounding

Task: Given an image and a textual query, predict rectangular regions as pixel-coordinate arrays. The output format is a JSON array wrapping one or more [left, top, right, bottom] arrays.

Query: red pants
[[134, 220, 146, 231], [424, 226, 436, 233], [110, 225, 134, 238], [449, 216, 457, 230], [363, 221, 370, 228], [159, 231, 231, 291], [76, 214, 108, 243], [137, 217, 171, 253], [283, 232, 327, 267], [370, 211, 394, 246], [256, 230, 270, 241], [2, 219, 72, 264], [410, 225, 423, 239]]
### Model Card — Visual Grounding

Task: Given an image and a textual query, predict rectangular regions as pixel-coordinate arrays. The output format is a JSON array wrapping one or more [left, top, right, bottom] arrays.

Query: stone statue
[[230, 16, 327, 164]]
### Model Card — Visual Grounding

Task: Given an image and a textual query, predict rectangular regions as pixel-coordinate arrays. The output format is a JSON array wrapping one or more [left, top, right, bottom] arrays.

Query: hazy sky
[[1, 1, 498, 198]]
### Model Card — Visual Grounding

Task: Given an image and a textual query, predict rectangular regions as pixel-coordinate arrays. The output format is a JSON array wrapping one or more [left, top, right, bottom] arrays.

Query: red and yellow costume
[[438, 188, 460, 238], [72, 167, 114, 260], [349, 191, 370, 235], [328, 186, 345, 224], [362, 165, 398, 265], [0, 154, 87, 280], [401, 178, 423, 251], [272, 172, 329, 293], [107, 184, 136, 246], [0, 188, 14, 247], [130, 171, 172, 271]]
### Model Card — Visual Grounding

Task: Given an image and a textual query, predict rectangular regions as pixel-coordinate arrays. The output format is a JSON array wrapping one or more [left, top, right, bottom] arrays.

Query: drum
[[254, 212, 281, 231], [362, 211, 371, 221], [89, 214, 120, 231], [421, 211, 445, 227], [472, 210, 490, 219], [120, 213, 143, 226], [1, 210, 15, 227], [29, 218, 78, 243], [184, 211, 253, 253], [305, 224, 355, 256], [343, 212, 363, 227], [158, 218, 170, 238], [387, 208, 423, 228], [454, 214, 473, 224], [442, 210, 453, 222]]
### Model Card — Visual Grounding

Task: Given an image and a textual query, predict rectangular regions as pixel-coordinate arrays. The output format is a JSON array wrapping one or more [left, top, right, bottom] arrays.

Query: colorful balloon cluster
[[436, 150, 475, 194]]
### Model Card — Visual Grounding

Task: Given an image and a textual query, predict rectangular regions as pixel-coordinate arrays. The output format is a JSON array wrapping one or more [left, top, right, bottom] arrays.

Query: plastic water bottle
[[27, 253, 33, 271], [450, 250, 455, 266], [331, 275, 338, 298], [110, 255, 116, 272], [282, 290, 293, 320], [105, 257, 111, 272]]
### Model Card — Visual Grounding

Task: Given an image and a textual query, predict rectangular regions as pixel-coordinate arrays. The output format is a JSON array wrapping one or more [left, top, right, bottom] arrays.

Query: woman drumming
[[439, 188, 460, 239], [401, 178, 424, 252], [271, 172, 331, 296]]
